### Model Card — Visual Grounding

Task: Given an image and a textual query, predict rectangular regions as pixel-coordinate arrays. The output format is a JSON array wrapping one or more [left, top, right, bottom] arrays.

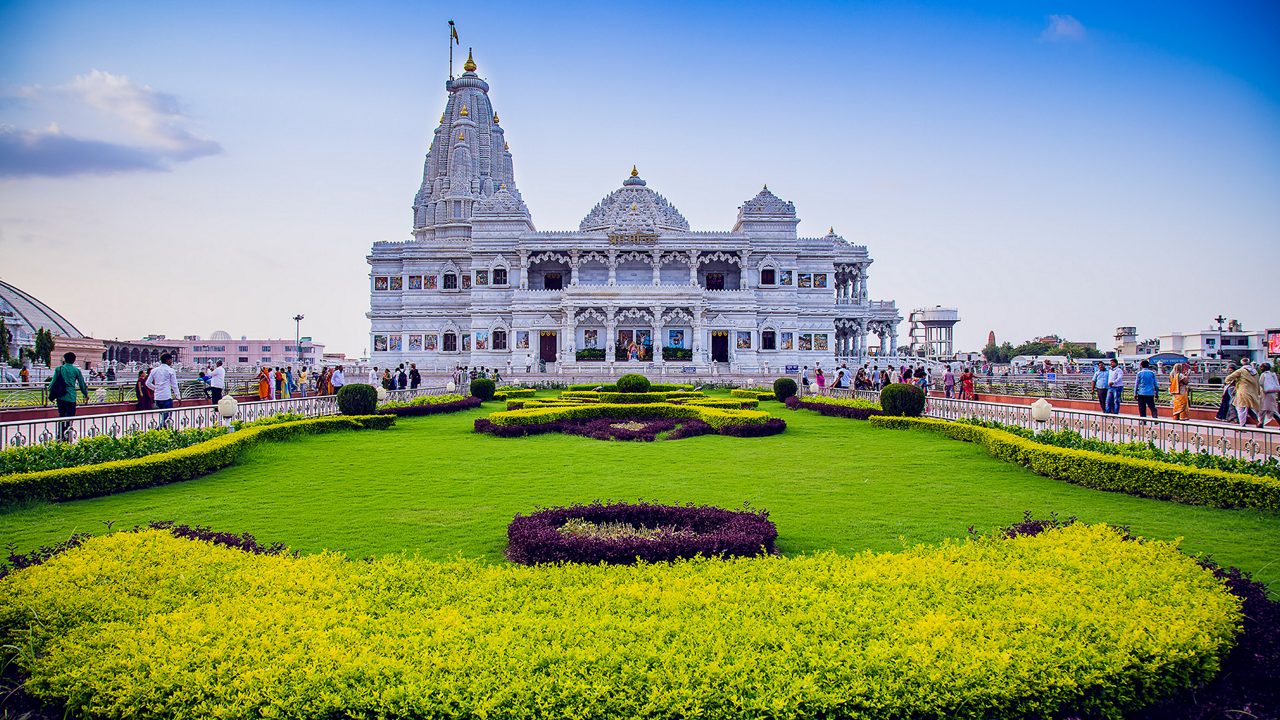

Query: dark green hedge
[[0, 416, 394, 507], [337, 385, 378, 415]]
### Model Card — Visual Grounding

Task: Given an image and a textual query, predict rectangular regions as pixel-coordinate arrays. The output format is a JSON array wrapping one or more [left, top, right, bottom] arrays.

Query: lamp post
[[1030, 398, 1053, 434], [292, 314, 305, 366]]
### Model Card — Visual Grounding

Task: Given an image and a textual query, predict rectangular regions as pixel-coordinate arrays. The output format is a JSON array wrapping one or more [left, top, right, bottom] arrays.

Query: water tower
[[908, 306, 960, 358]]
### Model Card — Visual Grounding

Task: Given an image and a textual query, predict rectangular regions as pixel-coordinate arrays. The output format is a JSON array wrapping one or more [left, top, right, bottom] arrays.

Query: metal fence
[[0, 385, 451, 450], [959, 376, 1224, 409], [825, 387, 1280, 463]]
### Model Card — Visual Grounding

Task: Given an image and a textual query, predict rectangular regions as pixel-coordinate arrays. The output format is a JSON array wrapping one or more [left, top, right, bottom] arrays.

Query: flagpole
[[448, 20, 455, 79]]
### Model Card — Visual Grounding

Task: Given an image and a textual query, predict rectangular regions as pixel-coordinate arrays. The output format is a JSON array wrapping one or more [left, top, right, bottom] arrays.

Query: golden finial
[[493, 112, 500, 124], [459, 104, 469, 117], [630, 165, 638, 177], [439, 113, 445, 124], [458, 131, 465, 141], [500, 182, 506, 190], [463, 49, 476, 72], [828, 226, 835, 235], [630, 203, 637, 211], [504, 142, 509, 150]]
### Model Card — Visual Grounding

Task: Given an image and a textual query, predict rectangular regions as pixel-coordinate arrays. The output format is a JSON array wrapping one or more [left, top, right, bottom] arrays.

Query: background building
[[137, 331, 326, 371], [1159, 319, 1269, 363], [1, 279, 104, 371]]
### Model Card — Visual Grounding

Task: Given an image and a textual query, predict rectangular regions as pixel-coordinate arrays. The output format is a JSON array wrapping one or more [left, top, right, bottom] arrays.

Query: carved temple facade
[[367, 53, 901, 373]]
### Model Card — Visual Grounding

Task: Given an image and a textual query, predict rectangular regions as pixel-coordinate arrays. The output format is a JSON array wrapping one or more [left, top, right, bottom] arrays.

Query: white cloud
[[0, 70, 221, 178], [1041, 14, 1086, 43]]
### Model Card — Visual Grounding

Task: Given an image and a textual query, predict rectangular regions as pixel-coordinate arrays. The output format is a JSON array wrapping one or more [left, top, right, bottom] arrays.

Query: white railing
[[823, 386, 1280, 463]]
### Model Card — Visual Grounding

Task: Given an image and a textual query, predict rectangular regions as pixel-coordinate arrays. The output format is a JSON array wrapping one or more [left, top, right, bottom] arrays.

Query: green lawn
[[2, 400, 1278, 591]]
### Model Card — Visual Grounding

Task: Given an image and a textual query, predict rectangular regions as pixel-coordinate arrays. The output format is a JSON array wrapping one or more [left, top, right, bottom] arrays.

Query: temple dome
[[579, 168, 690, 233], [0, 279, 84, 339]]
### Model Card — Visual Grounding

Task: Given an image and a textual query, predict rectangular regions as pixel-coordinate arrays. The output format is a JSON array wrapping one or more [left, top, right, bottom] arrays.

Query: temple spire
[[463, 49, 477, 73]]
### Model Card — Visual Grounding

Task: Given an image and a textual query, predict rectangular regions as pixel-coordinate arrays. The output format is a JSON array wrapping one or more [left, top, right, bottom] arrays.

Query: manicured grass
[[2, 398, 1278, 591]]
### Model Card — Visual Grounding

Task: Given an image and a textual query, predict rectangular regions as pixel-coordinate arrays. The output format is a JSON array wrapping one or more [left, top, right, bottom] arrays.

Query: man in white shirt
[[146, 353, 182, 426], [331, 365, 346, 390], [367, 366, 379, 386], [209, 360, 226, 405], [1105, 359, 1125, 414]]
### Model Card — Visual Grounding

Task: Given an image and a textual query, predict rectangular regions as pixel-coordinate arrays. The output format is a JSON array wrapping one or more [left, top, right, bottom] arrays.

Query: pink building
[[138, 331, 325, 372]]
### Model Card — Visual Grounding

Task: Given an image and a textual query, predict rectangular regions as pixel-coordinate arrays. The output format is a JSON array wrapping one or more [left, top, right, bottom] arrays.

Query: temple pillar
[[518, 250, 529, 290], [651, 250, 662, 286], [688, 250, 699, 286], [570, 250, 580, 286], [563, 306, 576, 363], [651, 306, 664, 365], [607, 249, 617, 286], [739, 249, 750, 289]]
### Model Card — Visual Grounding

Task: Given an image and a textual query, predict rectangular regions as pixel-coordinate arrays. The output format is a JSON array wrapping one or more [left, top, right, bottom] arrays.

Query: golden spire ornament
[[631, 165, 639, 177], [458, 131, 465, 141], [459, 104, 469, 117], [504, 142, 509, 150], [463, 49, 477, 72], [493, 112, 500, 124], [828, 226, 835, 235]]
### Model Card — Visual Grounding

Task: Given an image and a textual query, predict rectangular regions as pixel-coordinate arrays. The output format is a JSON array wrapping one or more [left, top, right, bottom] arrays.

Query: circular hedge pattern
[[507, 502, 778, 565]]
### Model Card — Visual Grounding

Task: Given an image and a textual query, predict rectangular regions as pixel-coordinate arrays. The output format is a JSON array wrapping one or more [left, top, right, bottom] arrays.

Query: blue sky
[[2, 0, 1277, 356]]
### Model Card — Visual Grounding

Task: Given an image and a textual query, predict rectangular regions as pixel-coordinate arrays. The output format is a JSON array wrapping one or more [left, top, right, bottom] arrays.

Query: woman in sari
[[135, 370, 154, 410], [256, 366, 271, 400], [960, 367, 975, 400], [1169, 362, 1190, 421]]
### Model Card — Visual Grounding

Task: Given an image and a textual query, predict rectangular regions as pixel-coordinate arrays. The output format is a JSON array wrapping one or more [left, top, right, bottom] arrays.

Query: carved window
[[493, 330, 508, 351], [760, 269, 776, 286], [493, 268, 508, 285], [762, 331, 777, 350], [452, 201, 462, 219], [705, 273, 725, 291], [443, 273, 458, 289], [442, 333, 457, 352], [544, 273, 563, 290]]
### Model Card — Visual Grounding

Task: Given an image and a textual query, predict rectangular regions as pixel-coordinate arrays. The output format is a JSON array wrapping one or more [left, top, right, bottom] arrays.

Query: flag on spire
[[449, 20, 459, 44]]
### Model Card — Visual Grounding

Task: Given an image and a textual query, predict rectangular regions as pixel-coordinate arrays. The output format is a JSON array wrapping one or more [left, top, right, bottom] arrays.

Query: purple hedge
[[785, 396, 884, 420], [474, 416, 785, 441], [506, 501, 778, 565], [378, 396, 483, 417]]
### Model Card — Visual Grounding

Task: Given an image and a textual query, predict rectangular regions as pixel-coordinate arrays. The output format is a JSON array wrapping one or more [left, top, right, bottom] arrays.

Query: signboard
[[785, 365, 800, 374], [681, 366, 698, 374], [1268, 329, 1280, 356], [1045, 372, 1057, 381]]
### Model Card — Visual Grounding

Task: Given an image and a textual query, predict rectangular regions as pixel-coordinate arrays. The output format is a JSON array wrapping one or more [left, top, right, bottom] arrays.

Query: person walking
[[1223, 362, 1263, 427], [1258, 363, 1279, 428], [298, 367, 309, 397], [47, 352, 90, 441], [1091, 362, 1109, 411], [1134, 360, 1158, 419], [814, 367, 826, 395], [257, 365, 271, 400], [1105, 359, 1124, 414], [1216, 362, 1239, 421], [1169, 363, 1191, 421], [145, 353, 181, 428], [134, 369, 154, 411], [209, 360, 226, 405], [330, 365, 346, 391], [396, 365, 407, 390], [285, 367, 296, 398], [409, 363, 421, 390], [960, 366, 975, 400], [800, 366, 811, 395], [943, 365, 955, 398], [368, 366, 379, 386]]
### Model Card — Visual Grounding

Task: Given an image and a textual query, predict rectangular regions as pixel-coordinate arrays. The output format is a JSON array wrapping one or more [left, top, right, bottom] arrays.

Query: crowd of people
[[796, 362, 980, 400]]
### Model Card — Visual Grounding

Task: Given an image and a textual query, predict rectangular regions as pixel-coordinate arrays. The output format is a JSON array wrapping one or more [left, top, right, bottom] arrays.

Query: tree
[[982, 341, 1015, 364], [34, 327, 55, 367]]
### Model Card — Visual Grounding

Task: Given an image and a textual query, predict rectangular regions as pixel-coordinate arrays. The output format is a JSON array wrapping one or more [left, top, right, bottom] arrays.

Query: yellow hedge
[[729, 389, 775, 400], [0, 415, 395, 506], [485, 402, 771, 429], [0, 525, 1239, 719], [869, 416, 1280, 510]]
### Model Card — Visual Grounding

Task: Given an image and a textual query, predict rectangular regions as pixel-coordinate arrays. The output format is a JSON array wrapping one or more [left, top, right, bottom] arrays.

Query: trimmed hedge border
[[729, 389, 775, 401], [785, 396, 884, 420], [475, 416, 786, 440], [506, 501, 778, 564], [0, 415, 395, 507], [378, 396, 483, 417], [870, 416, 1280, 511], [483, 402, 773, 430], [566, 383, 693, 392], [560, 390, 705, 404]]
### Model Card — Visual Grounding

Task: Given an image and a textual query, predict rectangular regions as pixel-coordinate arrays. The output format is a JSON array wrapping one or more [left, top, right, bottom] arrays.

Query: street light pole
[[293, 314, 305, 366]]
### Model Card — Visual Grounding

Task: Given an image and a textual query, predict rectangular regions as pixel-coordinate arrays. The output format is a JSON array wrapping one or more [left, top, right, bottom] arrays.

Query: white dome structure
[[209, 330, 233, 341], [579, 167, 690, 233]]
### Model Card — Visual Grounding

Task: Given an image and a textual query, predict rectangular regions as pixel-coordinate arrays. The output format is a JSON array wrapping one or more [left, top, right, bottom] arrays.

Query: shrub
[[0, 426, 227, 476], [561, 390, 704, 404], [614, 373, 651, 393], [506, 501, 777, 564], [0, 416, 394, 507], [474, 415, 783, 441], [773, 377, 798, 402], [0, 526, 1240, 719], [729, 389, 774, 400], [786, 395, 883, 420], [879, 383, 926, 417], [566, 383, 692, 392], [574, 348, 605, 361], [336, 384, 378, 415], [870, 416, 1280, 510], [469, 378, 496, 401], [378, 396, 483, 417]]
